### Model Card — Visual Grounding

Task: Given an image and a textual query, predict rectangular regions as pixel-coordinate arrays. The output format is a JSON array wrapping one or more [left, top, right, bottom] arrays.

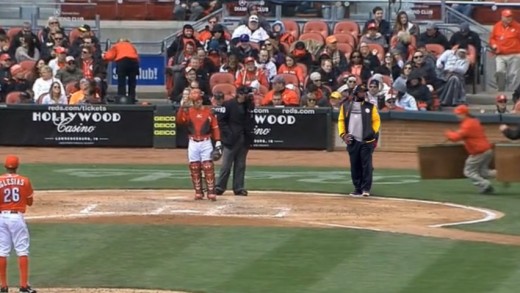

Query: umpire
[[338, 84, 381, 197], [215, 86, 255, 196]]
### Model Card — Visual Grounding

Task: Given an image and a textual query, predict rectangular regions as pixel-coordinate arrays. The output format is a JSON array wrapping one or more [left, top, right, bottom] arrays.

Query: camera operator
[[215, 85, 256, 196]]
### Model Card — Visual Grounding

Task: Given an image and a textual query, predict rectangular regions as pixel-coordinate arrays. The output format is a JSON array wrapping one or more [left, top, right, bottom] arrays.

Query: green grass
[[5, 163, 520, 292]]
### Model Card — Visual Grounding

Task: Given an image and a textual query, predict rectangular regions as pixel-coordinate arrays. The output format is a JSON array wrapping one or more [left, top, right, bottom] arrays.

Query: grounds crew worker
[[445, 105, 496, 194], [338, 84, 381, 197], [103, 38, 139, 102]]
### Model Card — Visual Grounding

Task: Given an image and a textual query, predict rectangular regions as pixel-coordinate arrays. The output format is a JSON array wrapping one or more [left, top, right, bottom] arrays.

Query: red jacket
[[489, 20, 520, 55], [445, 117, 492, 155]]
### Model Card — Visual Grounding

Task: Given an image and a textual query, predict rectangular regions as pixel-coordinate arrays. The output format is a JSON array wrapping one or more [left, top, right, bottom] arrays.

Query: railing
[[0, 0, 97, 20]]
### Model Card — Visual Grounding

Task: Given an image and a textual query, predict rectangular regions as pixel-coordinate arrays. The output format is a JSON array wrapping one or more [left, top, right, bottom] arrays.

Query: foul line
[[33, 189, 501, 228]]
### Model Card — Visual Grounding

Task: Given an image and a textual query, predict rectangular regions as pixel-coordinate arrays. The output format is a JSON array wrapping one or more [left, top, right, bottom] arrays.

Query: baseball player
[[0, 155, 37, 293], [176, 89, 222, 201], [445, 105, 496, 194]]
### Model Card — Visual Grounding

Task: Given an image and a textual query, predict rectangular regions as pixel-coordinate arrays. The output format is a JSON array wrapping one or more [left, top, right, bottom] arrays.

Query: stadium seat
[[280, 42, 291, 54], [19, 60, 36, 72], [209, 72, 235, 90], [7, 27, 22, 40], [333, 21, 360, 41], [366, 43, 385, 62], [282, 20, 300, 40], [302, 20, 329, 39], [425, 44, 445, 58], [5, 91, 22, 104], [298, 32, 325, 45], [212, 83, 236, 100], [336, 43, 354, 56], [278, 73, 300, 87], [333, 33, 357, 47]]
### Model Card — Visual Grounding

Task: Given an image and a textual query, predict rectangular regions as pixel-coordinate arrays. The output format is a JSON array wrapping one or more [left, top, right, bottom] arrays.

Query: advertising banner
[[0, 105, 154, 147], [110, 54, 165, 86]]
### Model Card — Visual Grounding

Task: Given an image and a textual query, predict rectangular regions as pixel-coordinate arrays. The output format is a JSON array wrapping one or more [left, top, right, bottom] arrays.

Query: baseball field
[[2, 147, 520, 293]]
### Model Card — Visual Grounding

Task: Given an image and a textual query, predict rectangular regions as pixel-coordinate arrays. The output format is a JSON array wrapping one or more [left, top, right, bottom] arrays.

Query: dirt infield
[[3, 147, 520, 247]]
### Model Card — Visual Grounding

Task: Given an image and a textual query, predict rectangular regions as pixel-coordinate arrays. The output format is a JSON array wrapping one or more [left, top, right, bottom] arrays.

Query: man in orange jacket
[[445, 105, 496, 194], [103, 38, 140, 101], [489, 9, 520, 91]]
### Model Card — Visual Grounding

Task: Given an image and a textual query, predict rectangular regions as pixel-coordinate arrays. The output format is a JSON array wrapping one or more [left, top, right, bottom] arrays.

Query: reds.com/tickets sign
[[0, 105, 154, 147]]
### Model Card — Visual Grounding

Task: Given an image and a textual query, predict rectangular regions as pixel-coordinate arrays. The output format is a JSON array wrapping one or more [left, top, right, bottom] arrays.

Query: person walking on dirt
[[445, 105, 496, 194]]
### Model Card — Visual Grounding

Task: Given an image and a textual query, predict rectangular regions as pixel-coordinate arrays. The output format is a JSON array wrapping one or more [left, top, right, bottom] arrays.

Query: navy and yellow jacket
[[338, 100, 381, 143]]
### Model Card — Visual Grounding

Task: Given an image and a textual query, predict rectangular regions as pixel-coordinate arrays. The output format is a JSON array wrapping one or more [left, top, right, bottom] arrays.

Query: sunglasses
[[413, 55, 423, 59], [265, 43, 272, 46], [67, 61, 75, 65], [369, 85, 378, 88], [55, 37, 63, 41], [53, 85, 60, 89], [387, 100, 396, 104], [50, 21, 59, 24], [347, 80, 357, 83], [308, 99, 316, 102], [351, 55, 361, 58], [404, 66, 412, 69]]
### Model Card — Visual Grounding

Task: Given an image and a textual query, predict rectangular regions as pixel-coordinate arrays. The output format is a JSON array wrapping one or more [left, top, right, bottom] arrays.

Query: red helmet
[[496, 94, 507, 103]]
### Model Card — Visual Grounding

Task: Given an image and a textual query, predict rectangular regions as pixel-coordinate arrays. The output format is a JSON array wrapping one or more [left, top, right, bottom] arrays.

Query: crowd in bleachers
[[0, 17, 108, 105], [165, 4, 520, 113]]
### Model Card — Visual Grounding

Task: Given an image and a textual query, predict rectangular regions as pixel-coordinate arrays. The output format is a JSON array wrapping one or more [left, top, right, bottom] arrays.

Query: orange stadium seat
[[366, 43, 385, 62], [19, 60, 36, 72], [7, 27, 22, 40], [298, 32, 325, 45], [333, 33, 357, 47], [212, 83, 236, 100], [333, 21, 360, 41], [302, 20, 329, 39], [282, 20, 300, 40], [5, 92, 22, 104], [425, 43, 445, 58], [337, 43, 354, 56], [209, 72, 235, 90], [278, 73, 300, 87]]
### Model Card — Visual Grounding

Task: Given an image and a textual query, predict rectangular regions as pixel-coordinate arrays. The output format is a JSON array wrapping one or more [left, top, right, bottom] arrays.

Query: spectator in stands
[[393, 11, 420, 38], [264, 39, 285, 67], [261, 75, 299, 106], [412, 50, 440, 89], [232, 15, 269, 45], [199, 16, 224, 43], [257, 49, 277, 82], [489, 9, 520, 92], [393, 61, 413, 89], [0, 64, 32, 103], [41, 16, 66, 45], [27, 58, 46, 84], [32, 65, 65, 103], [366, 78, 385, 107], [79, 79, 103, 104], [15, 34, 40, 62], [360, 23, 388, 50], [167, 40, 196, 83], [337, 74, 358, 96], [449, 22, 481, 57], [235, 56, 268, 88], [346, 51, 372, 83], [207, 48, 222, 69], [204, 24, 229, 54], [368, 74, 390, 100], [380, 95, 403, 111], [436, 43, 470, 106], [69, 78, 89, 104], [239, 3, 271, 33], [77, 45, 106, 93], [301, 92, 319, 108], [319, 36, 349, 73], [230, 34, 259, 63], [56, 56, 83, 85], [270, 92, 285, 107], [188, 56, 210, 89], [9, 22, 41, 57], [171, 66, 209, 104], [41, 28, 69, 61], [363, 6, 392, 42], [40, 81, 67, 105], [392, 78, 418, 111], [406, 70, 432, 111], [196, 47, 218, 74], [220, 53, 242, 78], [70, 25, 102, 60], [48, 46, 67, 76], [390, 31, 415, 61], [317, 59, 339, 89], [0, 35, 9, 55], [270, 21, 295, 47], [211, 91, 224, 107], [167, 24, 201, 59], [374, 52, 401, 81], [0, 54, 13, 82], [419, 22, 450, 50], [329, 91, 343, 110], [305, 72, 331, 103], [495, 94, 509, 114], [278, 54, 304, 86], [358, 43, 380, 73], [290, 41, 313, 71], [415, 42, 436, 68]]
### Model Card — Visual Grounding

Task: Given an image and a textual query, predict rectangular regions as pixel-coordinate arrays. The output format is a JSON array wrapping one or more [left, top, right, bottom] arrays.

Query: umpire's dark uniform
[[338, 86, 381, 197], [215, 90, 255, 196]]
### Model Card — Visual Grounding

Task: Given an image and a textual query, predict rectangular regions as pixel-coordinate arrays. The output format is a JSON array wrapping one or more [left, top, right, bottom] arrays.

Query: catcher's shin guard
[[202, 160, 217, 201], [189, 162, 204, 199]]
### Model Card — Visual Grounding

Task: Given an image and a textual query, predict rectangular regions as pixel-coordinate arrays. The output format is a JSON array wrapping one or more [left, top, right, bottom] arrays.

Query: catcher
[[176, 89, 222, 201]]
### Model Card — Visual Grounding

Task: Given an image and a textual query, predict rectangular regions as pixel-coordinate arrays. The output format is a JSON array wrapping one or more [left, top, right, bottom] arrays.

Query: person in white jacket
[[231, 15, 269, 44], [32, 65, 65, 103], [256, 49, 277, 82], [393, 78, 418, 110], [436, 42, 470, 106]]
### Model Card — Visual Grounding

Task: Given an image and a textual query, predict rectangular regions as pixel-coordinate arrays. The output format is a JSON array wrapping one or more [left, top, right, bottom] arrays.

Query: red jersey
[[176, 106, 221, 141], [0, 173, 34, 213]]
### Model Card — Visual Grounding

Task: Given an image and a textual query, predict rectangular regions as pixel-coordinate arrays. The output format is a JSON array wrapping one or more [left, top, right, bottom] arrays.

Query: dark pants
[[347, 140, 375, 193], [116, 57, 139, 99], [216, 135, 249, 193]]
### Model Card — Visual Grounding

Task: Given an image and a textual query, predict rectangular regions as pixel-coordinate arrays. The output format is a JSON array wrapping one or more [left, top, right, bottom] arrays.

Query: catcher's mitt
[[211, 148, 222, 161]]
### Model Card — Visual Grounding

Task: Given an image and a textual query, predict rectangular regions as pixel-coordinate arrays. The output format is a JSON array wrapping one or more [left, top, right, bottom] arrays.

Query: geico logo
[[254, 115, 296, 125], [154, 130, 176, 136], [154, 123, 175, 128], [154, 116, 175, 121]]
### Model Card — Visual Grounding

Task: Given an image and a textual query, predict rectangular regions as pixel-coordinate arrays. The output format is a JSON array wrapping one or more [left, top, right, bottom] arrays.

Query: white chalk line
[[80, 204, 98, 214], [32, 189, 500, 228], [273, 207, 291, 218]]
